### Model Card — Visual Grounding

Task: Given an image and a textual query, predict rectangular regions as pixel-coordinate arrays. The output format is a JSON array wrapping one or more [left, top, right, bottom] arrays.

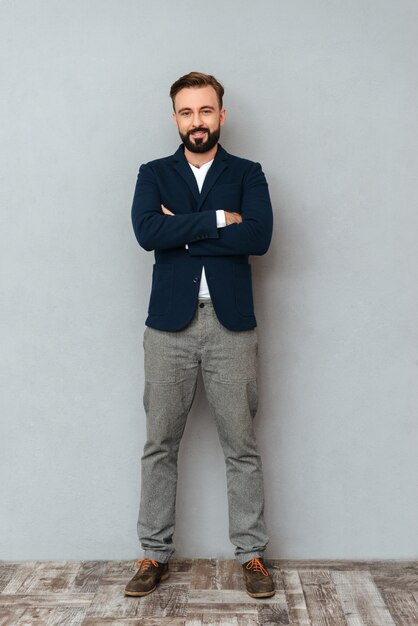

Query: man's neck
[[184, 143, 218, 168]]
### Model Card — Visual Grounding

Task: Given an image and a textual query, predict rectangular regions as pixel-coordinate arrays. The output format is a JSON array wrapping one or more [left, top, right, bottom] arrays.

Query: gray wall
[[1, 0, 417, 560]]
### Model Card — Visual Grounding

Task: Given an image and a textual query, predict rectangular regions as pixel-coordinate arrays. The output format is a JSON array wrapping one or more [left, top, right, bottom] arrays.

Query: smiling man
[[125, 72, 275, 599]]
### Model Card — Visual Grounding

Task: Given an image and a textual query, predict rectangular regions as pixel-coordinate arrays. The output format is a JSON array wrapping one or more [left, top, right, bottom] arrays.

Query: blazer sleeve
[[131, 163, 220, 251], [186, 162, 273, 257]]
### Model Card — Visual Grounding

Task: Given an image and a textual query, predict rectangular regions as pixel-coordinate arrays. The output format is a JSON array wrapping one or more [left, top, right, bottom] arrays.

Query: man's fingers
[[161, 203, 175, 215], [225, 211, 242, 225]]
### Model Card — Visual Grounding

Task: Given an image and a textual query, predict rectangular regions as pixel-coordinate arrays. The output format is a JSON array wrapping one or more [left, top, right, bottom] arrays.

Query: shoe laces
[[245, 557, 269, 576], [135, 558, 159, 571]]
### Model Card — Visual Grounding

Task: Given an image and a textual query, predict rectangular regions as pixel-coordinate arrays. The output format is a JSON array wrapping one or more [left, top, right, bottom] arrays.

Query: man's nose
[[191, 112, 203, 127]]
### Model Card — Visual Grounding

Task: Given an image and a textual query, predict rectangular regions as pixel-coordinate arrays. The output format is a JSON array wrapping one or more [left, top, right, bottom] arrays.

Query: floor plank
[[2, 562, 38, 594], [81, 617, 185, 626], [70, 561, 111, 593], [0, 592, 93, 608], [299, 569, 347, 625], [188, 589, 283, 605], [0, 564, 19, 594], [47, 606, 87, 626], [281, 569, 311, 625], [377, 590, 418, 626], [256, 603, 290, 626], [190, 559, 218, 590], [331, 569, 396, 625]]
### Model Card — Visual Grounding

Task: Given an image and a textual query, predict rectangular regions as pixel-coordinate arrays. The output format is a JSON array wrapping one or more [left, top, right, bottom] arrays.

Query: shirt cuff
[[216, 209, 227, 228]]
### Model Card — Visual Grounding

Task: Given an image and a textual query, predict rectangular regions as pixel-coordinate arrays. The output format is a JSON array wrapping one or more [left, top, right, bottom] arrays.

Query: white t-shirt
[[187, 159, 227, 299]]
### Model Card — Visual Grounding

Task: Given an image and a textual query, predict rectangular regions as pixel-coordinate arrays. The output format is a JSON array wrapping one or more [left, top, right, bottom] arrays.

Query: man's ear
[[172, 111, 178, 128], [220, 107, 227, 126]]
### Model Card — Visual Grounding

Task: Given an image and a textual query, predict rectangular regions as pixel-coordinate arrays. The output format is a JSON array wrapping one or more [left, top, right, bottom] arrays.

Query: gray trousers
[[137, 299, 269, 565]]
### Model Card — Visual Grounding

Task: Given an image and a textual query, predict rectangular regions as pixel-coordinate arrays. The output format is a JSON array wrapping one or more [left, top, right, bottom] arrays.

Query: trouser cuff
[[141, 550, 172, 564], [236, 551, 265, 565]]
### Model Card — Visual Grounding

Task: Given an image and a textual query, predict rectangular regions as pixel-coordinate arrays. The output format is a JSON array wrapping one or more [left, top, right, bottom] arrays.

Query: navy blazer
[[131, 143, 273, 331]]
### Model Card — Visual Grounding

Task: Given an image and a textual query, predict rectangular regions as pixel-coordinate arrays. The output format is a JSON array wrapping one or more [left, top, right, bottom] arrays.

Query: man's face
[[172, 85, 226, 154]]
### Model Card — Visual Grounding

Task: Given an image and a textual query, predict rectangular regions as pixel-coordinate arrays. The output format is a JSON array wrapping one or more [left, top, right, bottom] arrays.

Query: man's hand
[[224, 211, 242, 225], [161, 204, 175, 215]]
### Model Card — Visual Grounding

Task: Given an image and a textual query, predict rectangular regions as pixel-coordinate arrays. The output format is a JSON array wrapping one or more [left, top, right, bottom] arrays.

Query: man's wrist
[[216, 209, 227, 228]]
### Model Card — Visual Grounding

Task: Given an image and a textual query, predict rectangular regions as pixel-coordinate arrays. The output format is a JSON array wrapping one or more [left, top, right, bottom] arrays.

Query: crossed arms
[[131, 161, 273, 256]]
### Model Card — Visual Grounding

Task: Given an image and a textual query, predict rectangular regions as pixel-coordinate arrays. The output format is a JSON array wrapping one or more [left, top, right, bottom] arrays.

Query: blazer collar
[[172, 143, 229, 210]]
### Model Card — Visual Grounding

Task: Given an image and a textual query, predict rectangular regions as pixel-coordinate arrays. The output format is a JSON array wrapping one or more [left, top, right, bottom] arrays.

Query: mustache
[[188, 128, 209, 137]]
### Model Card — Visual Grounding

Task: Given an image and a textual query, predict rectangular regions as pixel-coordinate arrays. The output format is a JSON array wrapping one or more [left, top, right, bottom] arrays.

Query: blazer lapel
[[197, 143, 229, 211], [172, 144, 199, 204]]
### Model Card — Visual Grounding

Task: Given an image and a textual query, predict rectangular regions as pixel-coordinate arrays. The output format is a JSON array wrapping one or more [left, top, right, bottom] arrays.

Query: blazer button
[[193, 277, 199, 283]]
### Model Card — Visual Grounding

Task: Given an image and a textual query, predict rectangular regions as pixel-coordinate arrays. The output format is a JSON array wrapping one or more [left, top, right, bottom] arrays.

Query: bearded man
[[125, 71, 275, 599]]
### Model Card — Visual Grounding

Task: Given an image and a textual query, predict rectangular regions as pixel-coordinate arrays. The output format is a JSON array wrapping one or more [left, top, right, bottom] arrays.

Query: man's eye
[[202, 110, 211, 114], [181, 112, 191, 117]]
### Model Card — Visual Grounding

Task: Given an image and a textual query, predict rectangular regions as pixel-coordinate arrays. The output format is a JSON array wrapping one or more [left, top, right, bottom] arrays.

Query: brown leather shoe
[[242, 557, 275, 598], [124, 558, 170, 597]]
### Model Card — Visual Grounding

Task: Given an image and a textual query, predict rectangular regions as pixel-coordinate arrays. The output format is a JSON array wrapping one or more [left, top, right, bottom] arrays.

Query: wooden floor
[[0, 558, 417, 625]]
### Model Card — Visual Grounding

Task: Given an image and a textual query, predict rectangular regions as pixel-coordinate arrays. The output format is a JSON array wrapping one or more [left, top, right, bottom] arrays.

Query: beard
[[179, 125, 221, 153]]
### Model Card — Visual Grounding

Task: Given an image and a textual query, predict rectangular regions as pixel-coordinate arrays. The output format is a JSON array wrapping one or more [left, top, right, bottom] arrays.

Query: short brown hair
[[170, 71, 224, 110]]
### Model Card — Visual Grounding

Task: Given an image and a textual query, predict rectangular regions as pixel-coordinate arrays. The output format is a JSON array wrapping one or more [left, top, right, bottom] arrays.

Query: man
[[125, 72, 275, 599]]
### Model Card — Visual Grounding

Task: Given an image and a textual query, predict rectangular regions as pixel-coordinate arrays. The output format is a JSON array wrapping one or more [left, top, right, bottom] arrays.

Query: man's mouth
[[190, 130, 207, 139]]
